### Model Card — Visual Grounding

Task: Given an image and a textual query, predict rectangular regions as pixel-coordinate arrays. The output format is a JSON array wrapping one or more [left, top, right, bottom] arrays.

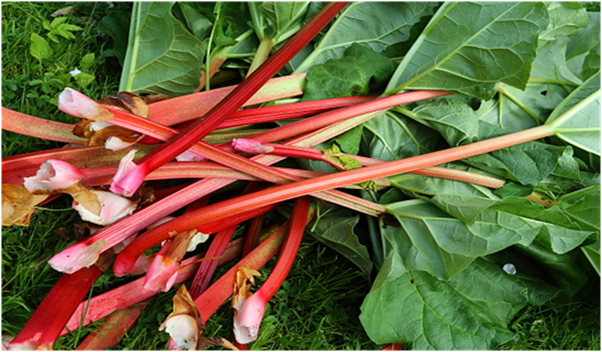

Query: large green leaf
[[308, 209, 373, 279], [389, 165, 502, 223], [292, 2, 436, 73], [582, 238, 601, 275], [249, 2, 310, 43], [361, 110, 441, 162], [514, 240, 590, 298], [386, 2, 548, 99], [547, 72, 601, 155], [359, 255, 558, 349], [382, 200, 540, 279], [488, 197, 596, 254], [567, 12, 601, 80], [120, 2, 206, 96], [539, 2, 589, 41], [302, 44, 396, 101], [399, 98, 480, 147], [558, 184, 601, 232], [464, 142, 574, 186], [531, 38, 583, 85], [97, 10, 131, 65], [481, 83, 570, 134]]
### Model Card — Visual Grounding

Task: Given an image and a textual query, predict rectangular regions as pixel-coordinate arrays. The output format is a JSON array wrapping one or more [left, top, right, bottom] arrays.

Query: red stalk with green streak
[[107, 2, 348, 197], [112, 124, 556, 275], [233, 197, 312, 344]]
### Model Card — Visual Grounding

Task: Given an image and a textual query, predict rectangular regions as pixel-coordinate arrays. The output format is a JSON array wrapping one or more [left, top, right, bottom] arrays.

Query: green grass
[[500, 300, 601, 350], [2, 2, 600, 350]]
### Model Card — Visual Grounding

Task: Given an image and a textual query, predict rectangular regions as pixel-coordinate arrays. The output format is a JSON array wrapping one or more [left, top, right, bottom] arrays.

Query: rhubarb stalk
[[8, 265, 104, 350], [48, 89, 446, 275], [233, 197, 311, 344], [108, 2, 348, 196], [112, 124, 555, 275]]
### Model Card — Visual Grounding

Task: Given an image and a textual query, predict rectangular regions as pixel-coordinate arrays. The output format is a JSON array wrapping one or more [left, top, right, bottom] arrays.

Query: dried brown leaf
[[2, 184, 49, 226]]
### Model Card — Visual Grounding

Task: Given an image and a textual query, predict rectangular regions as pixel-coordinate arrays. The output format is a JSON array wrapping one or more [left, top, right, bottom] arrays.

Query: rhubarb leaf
[[547, 72, 601, 156], [293, 2, 436, 73], [382, 200, 539, 280], [361, 111, 441, 162], [308, 209, 373, 279], [531, 38, 583, 85], [97, 10, 131, 65], [558, 185, 601, 232], [401, 98, 480, 147], [249, 2, 310, 43], [120, 2, 206, 96], [487, 197, 596, 254], [175, 2, 213, 39], [386, 2, 548, 99], [464, 142, 574, 186], [359, 259, 513, 349], [567, 12, 600, 81], [477, 83, 569, 134], [389, 167, 501, 223], [302, 44, 396, 101], [539, 2, 589, 41], [514, 239, 590, 298], [582, 238, 601, 275], [359, 238, 561, 349]]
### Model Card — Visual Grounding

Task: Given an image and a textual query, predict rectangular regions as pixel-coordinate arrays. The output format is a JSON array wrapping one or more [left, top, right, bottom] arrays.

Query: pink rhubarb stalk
[[112, 124, 556, 275], [233, 138, 346, 170], [1, 107, 86, 144], [2, 144, 154, 186], [148, 73, 306, 126], [233, 197, 311, 344], [62, 238, 245, 335], [75, 302, 149, 350], [48, 89, 439, 274], [107, 2, 348, 196]]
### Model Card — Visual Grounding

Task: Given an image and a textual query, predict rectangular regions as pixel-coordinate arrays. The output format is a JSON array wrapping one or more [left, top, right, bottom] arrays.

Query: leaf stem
[[497, 84, 544, 124]]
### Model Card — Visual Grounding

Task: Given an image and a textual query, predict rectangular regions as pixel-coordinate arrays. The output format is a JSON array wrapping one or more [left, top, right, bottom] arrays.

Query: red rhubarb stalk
[[62, 238, 245, 334], [2, 144, 154, 186], [48, 91, 396, 274], [112, 124, 555, 275], [188, 225, 238, 298], [195, 205, 317, 324], [148, 73, 306, 126], [108, 2, 348, 196], [233, 197, 311, 344], [73, 92, 387, 216], [8, 266, 104, 350], [240, 214, 267, 257]]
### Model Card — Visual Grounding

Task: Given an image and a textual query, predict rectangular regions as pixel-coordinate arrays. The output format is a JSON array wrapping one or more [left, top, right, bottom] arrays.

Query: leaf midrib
[[393, 2, 522, 92]]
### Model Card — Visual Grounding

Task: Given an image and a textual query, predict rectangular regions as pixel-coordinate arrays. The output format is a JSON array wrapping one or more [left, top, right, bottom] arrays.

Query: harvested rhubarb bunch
[[2, 2, 600, 351]]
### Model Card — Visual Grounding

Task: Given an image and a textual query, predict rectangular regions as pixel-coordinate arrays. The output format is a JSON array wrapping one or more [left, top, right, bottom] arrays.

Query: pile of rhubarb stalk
[[1, 2, 587, 350]]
